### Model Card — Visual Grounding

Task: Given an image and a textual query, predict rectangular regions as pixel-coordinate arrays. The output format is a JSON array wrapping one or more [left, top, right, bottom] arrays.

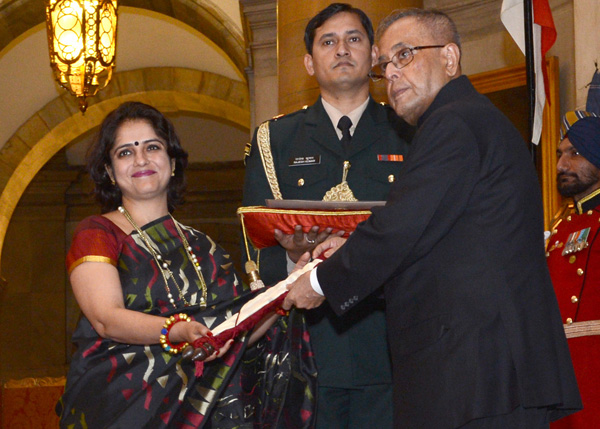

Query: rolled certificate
[[187, 258, 322, 371]]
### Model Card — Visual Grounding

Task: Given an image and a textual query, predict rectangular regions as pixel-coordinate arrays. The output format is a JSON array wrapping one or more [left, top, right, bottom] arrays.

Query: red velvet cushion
[[237, 206, 373, 249]]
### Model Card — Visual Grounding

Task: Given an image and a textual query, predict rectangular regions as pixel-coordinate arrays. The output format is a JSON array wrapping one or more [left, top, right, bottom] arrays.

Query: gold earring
[[171, 165, 176, 177], [105, 164, 115, 185]]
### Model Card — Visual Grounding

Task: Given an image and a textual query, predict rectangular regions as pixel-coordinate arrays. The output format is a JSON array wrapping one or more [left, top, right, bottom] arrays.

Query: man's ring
[[306, 237, 316, 244]]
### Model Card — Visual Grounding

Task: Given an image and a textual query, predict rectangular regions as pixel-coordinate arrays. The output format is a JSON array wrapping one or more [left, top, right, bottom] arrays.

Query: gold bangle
[[159, 313, 191, 355]]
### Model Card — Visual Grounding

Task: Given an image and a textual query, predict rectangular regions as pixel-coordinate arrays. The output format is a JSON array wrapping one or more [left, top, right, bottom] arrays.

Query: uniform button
[[567, 216, 572, 221], [577, 268, 584, 276], [298, 178, 304, 186], [566, 318, 573, 324], [569, 255, 576, 264], [571, 296, 579, 303], [388, 174, 395, 183], [545, 252, 550, 258], [588, 210, 593, 215], [551, 229, 557, 235]]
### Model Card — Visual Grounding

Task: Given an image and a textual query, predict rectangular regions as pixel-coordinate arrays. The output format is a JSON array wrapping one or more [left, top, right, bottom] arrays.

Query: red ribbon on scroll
[[189, 258, 322, 376]]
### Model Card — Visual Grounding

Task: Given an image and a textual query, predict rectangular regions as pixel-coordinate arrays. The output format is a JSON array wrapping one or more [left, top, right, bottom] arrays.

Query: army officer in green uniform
[[242, 4, 413, 428]]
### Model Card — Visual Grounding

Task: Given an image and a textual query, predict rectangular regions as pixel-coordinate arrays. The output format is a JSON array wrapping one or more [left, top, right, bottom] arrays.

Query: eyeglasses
[[369, 45, 446, 81]]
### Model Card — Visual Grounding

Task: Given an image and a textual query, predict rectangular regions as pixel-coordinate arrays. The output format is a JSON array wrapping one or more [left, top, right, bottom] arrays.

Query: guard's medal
[[562, 227, 590, 256]]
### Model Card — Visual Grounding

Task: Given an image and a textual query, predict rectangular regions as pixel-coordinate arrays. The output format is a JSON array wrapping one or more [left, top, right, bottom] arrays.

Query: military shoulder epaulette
[[268, 105, 311, 122], [243, 141, 252, 165], [245, 111, 300, 161], [549, 202, 575, 231]]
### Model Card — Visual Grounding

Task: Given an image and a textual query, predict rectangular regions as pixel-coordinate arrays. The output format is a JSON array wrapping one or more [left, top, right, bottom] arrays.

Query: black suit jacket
[[242, 97, 412, 388], [317, 77, 582, 427]]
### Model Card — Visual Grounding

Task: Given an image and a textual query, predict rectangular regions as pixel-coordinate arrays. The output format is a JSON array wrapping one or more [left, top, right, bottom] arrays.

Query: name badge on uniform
[[377, 154, 404, 162], [562, 227, 591, 256], [289, 155, 321, 167]]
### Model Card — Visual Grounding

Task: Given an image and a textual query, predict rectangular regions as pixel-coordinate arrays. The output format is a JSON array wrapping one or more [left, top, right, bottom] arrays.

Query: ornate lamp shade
[[45, 0, 118, 113]]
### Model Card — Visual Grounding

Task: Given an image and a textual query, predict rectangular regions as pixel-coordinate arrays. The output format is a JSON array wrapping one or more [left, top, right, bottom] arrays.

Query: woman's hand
[[169, 320, 209, 343], [170, 320, 233, 362], [204, 340, 234, 362]]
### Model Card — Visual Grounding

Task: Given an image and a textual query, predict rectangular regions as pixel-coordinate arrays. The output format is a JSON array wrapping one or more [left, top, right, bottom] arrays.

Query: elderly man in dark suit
[[242, 3, 412, 428], [285, 8, 581, 428]]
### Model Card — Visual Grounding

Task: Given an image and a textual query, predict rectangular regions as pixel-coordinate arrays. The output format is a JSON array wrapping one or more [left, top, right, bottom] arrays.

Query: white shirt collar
[[321, 96, 370, 139]]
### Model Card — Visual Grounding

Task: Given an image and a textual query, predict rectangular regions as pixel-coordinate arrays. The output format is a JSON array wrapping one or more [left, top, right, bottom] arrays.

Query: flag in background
[[586, 64, 600, 114], [501, 0, 557, 144]]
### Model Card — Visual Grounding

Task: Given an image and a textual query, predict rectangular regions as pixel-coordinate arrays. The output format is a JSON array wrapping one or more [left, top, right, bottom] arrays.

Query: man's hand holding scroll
[[283, 236, 347, 310]]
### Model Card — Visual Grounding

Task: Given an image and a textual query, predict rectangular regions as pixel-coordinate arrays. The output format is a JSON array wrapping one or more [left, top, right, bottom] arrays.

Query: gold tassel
[[245, 260, 265, 291], [240, 213, 265, 291]]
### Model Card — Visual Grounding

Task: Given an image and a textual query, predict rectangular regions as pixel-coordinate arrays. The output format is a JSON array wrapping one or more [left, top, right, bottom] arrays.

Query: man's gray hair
[[376, 8, 461, 53]]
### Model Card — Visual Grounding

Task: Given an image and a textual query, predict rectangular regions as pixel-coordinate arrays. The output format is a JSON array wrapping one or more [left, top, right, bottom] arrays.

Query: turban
[[561, 113, 600, 169], [560, 110, 598, 140]]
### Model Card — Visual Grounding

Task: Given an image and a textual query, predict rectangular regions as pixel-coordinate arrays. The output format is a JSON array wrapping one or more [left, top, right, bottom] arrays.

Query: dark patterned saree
[[56, 215, 316, 428]]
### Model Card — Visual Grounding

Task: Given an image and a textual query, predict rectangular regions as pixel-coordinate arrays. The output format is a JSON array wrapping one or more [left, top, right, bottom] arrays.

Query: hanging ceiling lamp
[[45, 0, 118, 113]]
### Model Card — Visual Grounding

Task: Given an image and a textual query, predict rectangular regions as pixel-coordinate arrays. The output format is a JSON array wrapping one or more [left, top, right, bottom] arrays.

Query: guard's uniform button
[[577, 268, 584, 276], [571, 296, 579, 304], [298, 178, 304, 186], [566, 318, 573, 324], [388, 175, 395, 183]]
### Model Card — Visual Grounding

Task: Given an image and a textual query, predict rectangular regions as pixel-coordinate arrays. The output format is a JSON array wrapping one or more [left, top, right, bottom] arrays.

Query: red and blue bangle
[[159, 313, 191, 355]]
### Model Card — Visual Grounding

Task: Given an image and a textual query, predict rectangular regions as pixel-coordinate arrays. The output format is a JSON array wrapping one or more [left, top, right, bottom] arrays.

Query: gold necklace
[[118, 206, 207, 309], [169, 214, 208, 308]]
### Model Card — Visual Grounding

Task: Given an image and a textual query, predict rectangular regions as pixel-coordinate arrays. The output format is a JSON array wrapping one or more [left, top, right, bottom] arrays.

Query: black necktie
[[337, 116, 352, 152]]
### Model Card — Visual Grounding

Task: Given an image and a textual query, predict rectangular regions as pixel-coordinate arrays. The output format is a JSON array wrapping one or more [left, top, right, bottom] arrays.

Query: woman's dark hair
[[87, 101, 189, 213], [304, 3, 374, 55]]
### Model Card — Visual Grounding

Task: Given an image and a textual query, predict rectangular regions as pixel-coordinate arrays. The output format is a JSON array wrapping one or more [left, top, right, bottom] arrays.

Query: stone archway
[[0, 67, 249, 270]]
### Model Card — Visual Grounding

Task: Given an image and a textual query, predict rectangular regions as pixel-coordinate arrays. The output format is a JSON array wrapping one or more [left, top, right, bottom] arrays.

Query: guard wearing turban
[[548, 111, 600, 428]]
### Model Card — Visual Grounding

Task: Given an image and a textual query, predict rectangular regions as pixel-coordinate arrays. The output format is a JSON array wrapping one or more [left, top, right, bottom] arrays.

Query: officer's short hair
[[304, 3, 374, 55]]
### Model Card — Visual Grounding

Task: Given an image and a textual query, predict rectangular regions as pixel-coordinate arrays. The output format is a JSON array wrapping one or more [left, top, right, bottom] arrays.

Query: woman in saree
[[56, 101, 315, 428]]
